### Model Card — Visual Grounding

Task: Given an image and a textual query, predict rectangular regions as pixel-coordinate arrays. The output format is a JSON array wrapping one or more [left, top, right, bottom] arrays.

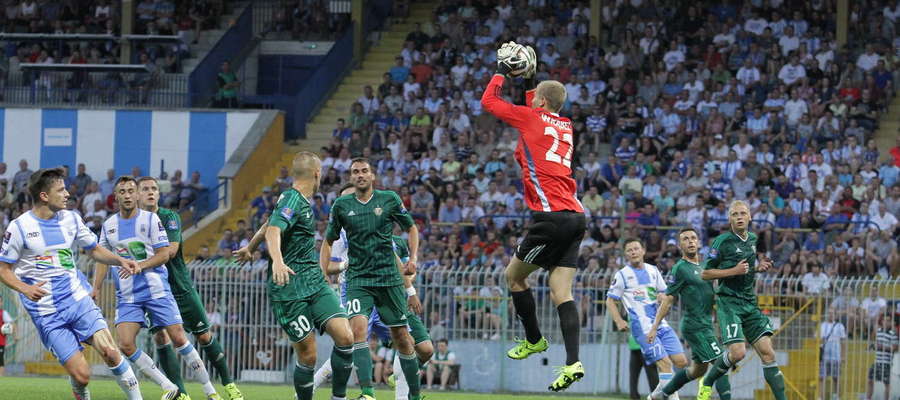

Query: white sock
[[394, 355, 409, 400], [657, 372, 673, 393], [128, 349, 177, 392], [314, 357, 334, 389], [177, 341, 217, 395], [110, 357, 143, 400], [70, 376, 92, 400]]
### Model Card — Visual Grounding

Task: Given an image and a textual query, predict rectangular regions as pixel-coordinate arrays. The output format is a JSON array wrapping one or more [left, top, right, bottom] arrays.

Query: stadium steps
[[181, 3, 250, 74], [301, 1, 437, 143], [874, 94, 900, 156]]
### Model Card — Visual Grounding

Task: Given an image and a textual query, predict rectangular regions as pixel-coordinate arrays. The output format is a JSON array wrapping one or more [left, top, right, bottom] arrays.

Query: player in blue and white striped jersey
[[606, 238, 688, 400], [99, 176, 221, 400], [0, 168, 144, 400]]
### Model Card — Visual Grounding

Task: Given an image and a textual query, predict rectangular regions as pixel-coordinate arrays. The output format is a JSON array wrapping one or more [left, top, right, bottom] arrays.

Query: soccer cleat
[[507, 337, 549, 360], [386, 373, 397, 389], [207, 394, 223, 400], [548, 361, 585, 392], [696, 383, 714, 400], [224, 383, 244, 400], [162, 389, 180, 400], [175, 394, 192, 400], [647, 389, 668, 400], [353, 395, 376, 400]]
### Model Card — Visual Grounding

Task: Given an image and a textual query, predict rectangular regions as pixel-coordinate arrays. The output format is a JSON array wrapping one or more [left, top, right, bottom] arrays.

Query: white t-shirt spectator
[[783, 99, 808, 124], [862, 296, 888, 319], [778, 63, 806, 85], [744, 18, 769, 35], [802, 272, 830, 294], [872, 211, 898, 232], [819, 321, 846, 361], [663, 50, 685, 71], [856, 52, 880, 71], [713, 32, 735, 47], [736, 66, 761, 86], [778, 35, 800, 56]]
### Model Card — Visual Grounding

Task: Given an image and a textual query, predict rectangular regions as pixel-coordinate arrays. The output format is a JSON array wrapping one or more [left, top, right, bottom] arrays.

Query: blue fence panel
[[188, 6, 253, 107], [289, 27, 354, 139]]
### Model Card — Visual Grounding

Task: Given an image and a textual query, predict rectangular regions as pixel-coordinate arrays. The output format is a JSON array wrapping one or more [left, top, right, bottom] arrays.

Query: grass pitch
[[0, 376, 626, 399]]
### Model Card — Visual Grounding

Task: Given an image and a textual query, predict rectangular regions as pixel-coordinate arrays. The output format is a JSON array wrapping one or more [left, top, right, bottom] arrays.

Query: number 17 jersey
[[480, 75, 584, 213]]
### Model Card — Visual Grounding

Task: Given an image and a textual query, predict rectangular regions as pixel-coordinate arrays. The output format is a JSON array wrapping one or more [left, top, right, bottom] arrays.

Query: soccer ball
[[1, 323, 12, 335], [512, 45, 536, 77]]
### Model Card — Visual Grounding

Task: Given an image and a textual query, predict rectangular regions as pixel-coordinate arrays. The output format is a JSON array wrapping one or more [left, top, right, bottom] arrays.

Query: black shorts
[[0, 345, 4, 367], [870, 363, 891, 383], [515, 211, 586, 269]]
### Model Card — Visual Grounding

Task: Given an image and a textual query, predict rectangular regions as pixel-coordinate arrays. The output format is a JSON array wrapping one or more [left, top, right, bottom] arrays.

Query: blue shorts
[[116, 295, 183, 328], [632, 325, 685, 365], [29, 296, 108, 365], [341, 282, 393, 344]]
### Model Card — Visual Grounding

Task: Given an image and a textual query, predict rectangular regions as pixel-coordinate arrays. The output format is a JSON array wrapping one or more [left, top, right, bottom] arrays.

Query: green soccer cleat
[[507, 337, 549, 360], [386, 373, 397, 389], [175, 394, 192, 400], [548, 361, 585, 392], [696, 383, 714, 400], [224, 383, 244, 400]]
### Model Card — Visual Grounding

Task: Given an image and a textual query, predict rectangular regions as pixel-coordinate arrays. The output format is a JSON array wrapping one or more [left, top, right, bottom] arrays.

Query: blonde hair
[[728, 200, 750, 215], [535, 80, 566, 112], [291, 151, 321, 178]]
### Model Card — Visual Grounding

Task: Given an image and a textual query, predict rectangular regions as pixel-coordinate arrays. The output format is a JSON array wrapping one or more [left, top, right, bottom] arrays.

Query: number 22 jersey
[[480, 74, 584, 213]]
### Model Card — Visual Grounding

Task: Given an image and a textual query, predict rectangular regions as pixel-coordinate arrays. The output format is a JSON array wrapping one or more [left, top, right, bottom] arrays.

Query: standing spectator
[[426, 339, 457, 390], [819, 309, 846, 400], [0, 293, 11, 377], [215, 61, 240, 108], [11, 159, 32, 193], [866, 315, 897, 400]]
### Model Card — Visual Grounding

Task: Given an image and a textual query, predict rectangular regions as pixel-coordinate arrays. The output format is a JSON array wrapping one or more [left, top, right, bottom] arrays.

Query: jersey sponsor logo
[[374, 207, 383, 216], [108, 228, 116, 234], [280, 207, 293, 219], [26, 232, 40, 239], [167, 220, 179, 230]]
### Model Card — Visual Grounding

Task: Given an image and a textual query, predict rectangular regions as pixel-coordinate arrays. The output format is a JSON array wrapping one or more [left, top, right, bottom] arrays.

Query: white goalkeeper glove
[[522, 45, 537, 78], [497, 41, 527, 76]]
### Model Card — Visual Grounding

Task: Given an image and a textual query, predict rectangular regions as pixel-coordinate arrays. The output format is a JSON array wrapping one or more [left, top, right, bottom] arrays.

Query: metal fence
[[2, 259, 899, 398], [0, 70, 190, 108]]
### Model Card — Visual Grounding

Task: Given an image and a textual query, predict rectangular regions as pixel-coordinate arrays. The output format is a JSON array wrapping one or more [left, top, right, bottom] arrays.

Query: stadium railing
[[177, 179, 229, 231], [1, 258, 895, 399], [0, 69, 190, 108]]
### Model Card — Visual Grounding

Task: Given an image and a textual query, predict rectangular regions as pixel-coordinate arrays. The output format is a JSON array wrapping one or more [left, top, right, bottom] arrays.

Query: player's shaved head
[[728, 200, 750, 215], [728, 200, 751, 234], [535, 80, 566, 113], [291, 151, 322, 179]]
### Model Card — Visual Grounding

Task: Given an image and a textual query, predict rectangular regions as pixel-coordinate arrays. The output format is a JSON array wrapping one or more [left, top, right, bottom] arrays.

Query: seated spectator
[[426, 339, 457, 391]]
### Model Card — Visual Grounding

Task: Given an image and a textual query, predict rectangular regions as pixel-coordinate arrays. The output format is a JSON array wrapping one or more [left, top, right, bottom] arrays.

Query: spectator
[[861, 287, 888, 326], [426, 339, 457, 391], [0, 292, 11, 376], [11, 159, 32, 193], [819, 309, 846, 400], [218, 229, 238, 252], [866, 315, 897, 400], [215, 61, 240, 108], [801, 263, 830, 294]]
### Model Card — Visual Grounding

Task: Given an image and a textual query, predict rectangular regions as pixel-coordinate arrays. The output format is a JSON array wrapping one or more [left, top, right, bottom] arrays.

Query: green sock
[[330, 345, 354, 398], [763, 363, 787, 400], [702, 353, 732, 386], [662, 369, 692, 395], [715, 374, 732, 400], [418, 358, 429, 372], [399, 352, 422, 397], [293, 363, 315, 400], [352, 342, 375, 396], [156, 343, 187, 394], [201, 336, 233, 385]]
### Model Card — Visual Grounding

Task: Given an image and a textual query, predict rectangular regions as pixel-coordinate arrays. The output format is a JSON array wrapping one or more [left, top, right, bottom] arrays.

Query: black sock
[[510, 288, 542, 344], [556, 300, 580, 365]]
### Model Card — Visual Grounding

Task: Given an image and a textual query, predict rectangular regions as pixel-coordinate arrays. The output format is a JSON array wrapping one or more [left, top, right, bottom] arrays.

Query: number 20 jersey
[[480, 74, 584, 213]]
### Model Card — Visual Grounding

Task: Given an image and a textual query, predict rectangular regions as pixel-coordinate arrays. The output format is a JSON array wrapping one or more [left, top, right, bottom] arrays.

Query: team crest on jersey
[[374, 207, 383, 216], [708, 249, 718, 259], [140, 224, 146, 233], [157, 221, 165, 232], [281, 207, 293, 219], [666, 274, 675, 284], [3, 232, 9, 243], [167, 220, 179, 230]]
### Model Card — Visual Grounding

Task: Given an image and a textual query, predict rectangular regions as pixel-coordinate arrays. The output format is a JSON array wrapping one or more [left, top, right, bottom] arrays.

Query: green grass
[[0, 376, 625, 399]]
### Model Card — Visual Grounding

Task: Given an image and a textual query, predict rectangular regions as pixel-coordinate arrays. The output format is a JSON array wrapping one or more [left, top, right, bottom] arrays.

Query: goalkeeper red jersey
[[481, 74, 584, 213]]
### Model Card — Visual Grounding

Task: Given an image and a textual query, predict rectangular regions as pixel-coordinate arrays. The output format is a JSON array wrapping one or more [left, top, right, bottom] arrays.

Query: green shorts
[[345, 285, 408, 326], [407, 312, 431, 345], [272, 286, 347, 343], [682, 326, 724, 363], [148, 288, 211, 335], [716, 295, 774, 345]]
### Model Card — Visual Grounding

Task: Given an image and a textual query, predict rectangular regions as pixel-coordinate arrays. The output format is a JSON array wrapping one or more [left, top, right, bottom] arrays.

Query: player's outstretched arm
[[0, 261, 48, 301], [647, 294, 675, 343], [266, 225, 295, 285], [234, 221, 268, 262]]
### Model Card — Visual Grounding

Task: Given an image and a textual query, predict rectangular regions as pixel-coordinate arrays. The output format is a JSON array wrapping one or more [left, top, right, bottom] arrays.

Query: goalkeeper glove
[[496, 41, 527, 77]]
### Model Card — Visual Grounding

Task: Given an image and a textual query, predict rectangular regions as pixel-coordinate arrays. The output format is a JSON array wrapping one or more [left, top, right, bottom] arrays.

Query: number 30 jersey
[[0, 210, 98, 316], [481, 74, 584, 213]]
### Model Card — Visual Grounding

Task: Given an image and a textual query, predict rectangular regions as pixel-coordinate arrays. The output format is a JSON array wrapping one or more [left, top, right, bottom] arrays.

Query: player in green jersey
[[648, 228, 733, 400], [235, 151, 355, 400], [321, 158, 424, 400], [696, 200, 786, 400], [134, 176, 243, 400]]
